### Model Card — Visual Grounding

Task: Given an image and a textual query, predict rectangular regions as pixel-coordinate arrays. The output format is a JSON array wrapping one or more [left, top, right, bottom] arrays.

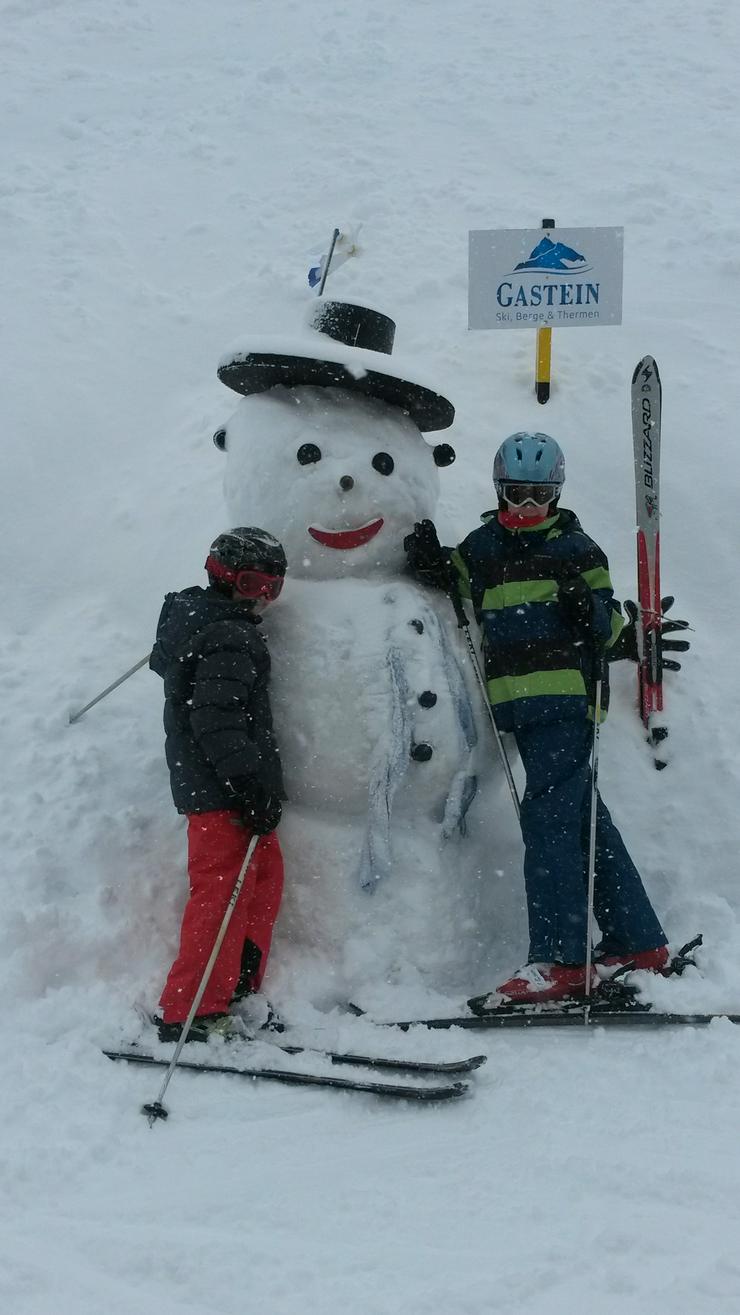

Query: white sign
[[468, 226, 624, 330]]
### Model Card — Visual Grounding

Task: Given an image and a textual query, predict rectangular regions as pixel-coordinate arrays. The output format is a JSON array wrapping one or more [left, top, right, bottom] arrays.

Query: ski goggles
[[205, 556, 284, 600], [495, 481, 559, 507]]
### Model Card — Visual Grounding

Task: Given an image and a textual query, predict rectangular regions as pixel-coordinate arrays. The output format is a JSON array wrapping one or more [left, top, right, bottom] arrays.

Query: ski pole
[[69, 655, 151, 724], [414, 521, 521, 819], [583, 669, 603, 1012], [142, 831, 261, 1126]]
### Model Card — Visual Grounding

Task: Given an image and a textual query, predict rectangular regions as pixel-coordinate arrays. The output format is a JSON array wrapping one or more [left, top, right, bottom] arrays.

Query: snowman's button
[[410, 742, 433, 762], [409, 619, 424, 634], [418, 690, 437, 709]]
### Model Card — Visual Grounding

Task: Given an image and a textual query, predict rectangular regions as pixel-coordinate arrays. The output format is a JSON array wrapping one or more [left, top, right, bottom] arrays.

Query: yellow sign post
[[535, 218, 555, 403]]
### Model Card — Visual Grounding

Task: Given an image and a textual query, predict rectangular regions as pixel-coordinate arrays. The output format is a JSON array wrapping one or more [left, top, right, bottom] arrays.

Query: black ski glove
[[404, 520, 450, 591], [609, 596, 691, 671], [227, 777, 283, 835], [558, 573, 594, 640]]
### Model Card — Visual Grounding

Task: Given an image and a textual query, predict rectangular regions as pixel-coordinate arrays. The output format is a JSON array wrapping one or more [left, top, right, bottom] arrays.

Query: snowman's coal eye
[[297, 443, 322, 465], [372, 452, 394, 476]]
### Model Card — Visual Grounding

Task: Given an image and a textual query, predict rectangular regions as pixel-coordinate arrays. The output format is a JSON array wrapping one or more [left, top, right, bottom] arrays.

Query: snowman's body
[[220, 384, 510, 1001], [266, 577, 471, 817]]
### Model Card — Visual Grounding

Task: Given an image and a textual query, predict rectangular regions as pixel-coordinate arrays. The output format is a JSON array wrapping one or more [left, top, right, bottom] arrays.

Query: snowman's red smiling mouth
[[308, 518, 385, 550]]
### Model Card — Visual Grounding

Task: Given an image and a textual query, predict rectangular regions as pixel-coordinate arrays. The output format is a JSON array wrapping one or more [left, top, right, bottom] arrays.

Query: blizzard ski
[[103, 1049, 469, 1101], [631, 356, 668, 767]]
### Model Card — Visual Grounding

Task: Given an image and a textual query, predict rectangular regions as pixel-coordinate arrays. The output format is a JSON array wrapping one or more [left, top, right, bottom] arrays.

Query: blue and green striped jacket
[[450, 508, 624, 732]]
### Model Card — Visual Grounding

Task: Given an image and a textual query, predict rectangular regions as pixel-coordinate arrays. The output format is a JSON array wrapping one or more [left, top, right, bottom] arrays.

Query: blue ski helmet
[[493, 432, 565, 493]]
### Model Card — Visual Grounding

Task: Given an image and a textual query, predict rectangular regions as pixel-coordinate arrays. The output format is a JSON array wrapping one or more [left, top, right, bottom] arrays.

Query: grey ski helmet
[[493, 432, 565, 494]]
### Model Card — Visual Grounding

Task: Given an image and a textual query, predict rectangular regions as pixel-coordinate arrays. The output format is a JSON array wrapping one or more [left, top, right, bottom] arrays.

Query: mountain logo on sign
[[512, 237, 592, 275]]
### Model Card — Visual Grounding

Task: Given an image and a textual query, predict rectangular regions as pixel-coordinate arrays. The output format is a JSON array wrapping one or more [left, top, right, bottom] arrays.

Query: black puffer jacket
[[150, 586, 285, 815]]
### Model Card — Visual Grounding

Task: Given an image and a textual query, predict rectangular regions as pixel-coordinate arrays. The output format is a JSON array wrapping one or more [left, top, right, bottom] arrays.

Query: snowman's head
[[217, 386, 449, 580]]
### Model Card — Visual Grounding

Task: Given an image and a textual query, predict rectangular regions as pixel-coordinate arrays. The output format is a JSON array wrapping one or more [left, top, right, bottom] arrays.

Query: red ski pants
[[159, 810, 284, 1024]]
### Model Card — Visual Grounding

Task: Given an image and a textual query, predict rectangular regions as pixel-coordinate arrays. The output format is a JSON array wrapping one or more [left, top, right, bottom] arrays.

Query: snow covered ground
[[3, 1, 740, 1310]]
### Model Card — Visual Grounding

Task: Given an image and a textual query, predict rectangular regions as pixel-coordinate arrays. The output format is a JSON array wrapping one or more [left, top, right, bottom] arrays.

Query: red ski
[[631, 357, 668, 767]]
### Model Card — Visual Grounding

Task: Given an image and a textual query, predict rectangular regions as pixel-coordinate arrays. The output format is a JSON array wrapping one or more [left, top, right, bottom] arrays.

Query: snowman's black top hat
[[217, 299, 455, 432]]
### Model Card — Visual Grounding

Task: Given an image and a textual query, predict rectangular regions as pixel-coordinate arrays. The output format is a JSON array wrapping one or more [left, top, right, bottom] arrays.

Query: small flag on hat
[[308, 223, 362, 290]]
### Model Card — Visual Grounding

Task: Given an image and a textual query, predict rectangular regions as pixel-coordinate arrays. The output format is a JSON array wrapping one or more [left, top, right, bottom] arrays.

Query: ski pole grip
[[446, 577, 469, 630], [415, 518, 443, 556], [587, 643, 606, 693], [416, 519, 469, 629]]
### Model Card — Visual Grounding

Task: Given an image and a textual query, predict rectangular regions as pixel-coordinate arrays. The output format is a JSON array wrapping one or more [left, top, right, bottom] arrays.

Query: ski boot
[[231, 992, 285, 1035], [155, 1012, 244, 1045], [468, 962, 599, 1016], [594, 945, 670, 979]]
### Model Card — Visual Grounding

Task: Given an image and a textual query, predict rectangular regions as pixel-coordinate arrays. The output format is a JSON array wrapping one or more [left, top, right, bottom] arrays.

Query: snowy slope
[[3, 1, 740, 1311]]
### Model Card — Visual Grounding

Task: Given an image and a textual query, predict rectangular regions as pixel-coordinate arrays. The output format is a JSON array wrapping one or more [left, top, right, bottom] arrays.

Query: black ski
[[132, 1004, 484, 1075], [103, 1049, 470, 1101], [270, 1042, 486, 1074], [365, 1009, 740, 1031]]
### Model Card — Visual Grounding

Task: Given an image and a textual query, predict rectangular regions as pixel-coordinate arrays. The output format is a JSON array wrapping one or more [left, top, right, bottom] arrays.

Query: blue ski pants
[[514, 719, 667, 964]]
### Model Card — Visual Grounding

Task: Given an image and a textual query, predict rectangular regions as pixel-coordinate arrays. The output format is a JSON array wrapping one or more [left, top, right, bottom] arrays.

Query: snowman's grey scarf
[[356, 603, 478, 892]]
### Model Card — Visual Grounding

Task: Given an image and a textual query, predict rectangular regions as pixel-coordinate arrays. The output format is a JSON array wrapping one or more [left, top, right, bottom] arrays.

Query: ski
[[131, 1005, 485, 1075], [366, 1009, 740, 1031], [631, 356, 667, 767], [103, 1049, 469, 1101], [269, 1042, 486, 1075]]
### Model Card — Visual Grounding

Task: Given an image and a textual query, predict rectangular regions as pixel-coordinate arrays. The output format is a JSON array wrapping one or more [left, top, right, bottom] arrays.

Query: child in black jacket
[[150, 528, 286, 1042]]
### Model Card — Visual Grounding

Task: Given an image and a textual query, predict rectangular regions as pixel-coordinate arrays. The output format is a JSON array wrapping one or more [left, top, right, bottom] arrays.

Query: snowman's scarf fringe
[[437, 619, 478, 841], [356, 605, 478, 892], [357, 644, 411, 891]]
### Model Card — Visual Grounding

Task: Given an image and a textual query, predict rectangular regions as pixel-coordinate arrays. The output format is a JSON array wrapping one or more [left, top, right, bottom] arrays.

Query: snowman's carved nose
[[339, 475, 354, 491]]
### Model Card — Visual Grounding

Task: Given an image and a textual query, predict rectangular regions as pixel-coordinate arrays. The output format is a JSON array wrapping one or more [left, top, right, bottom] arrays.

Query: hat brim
[[217, 352, 455, 432]]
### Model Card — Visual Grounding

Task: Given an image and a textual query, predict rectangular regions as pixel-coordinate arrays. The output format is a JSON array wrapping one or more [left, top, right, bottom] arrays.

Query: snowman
[[213, 300, 506, 1004]]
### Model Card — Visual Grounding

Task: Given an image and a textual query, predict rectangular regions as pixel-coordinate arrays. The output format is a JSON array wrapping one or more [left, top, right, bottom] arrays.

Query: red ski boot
[[469, 962, 599, 1015], [595, 946, 670, 978]]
